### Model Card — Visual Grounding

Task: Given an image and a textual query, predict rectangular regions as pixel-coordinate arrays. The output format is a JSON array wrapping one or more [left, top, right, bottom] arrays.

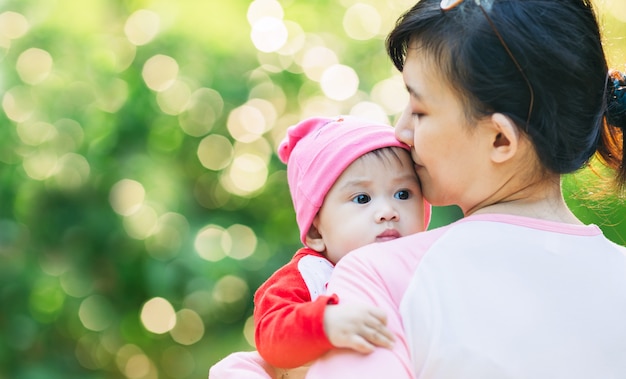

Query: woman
[[306, 0, 626, 378]]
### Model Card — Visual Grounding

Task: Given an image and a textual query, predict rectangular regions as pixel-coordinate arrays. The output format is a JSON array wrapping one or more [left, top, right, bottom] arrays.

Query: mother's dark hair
[[387, 0, 626, 189]]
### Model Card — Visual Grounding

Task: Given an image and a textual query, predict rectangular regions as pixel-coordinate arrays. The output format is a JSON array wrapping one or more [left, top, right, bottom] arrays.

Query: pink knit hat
[[278, 115, 430, 246]]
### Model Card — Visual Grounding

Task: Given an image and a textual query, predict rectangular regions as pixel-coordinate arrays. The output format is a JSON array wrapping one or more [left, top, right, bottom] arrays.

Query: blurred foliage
[[0, 0, 624, 378]]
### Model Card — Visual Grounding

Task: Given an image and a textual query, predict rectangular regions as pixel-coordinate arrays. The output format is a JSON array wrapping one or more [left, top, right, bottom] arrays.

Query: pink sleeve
[[209, 351, 275, 379], [305, 247, 416, 378]]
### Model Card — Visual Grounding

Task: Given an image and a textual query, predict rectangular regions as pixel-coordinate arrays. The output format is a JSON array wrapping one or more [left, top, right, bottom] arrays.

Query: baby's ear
[[305, 217, 326, 253]]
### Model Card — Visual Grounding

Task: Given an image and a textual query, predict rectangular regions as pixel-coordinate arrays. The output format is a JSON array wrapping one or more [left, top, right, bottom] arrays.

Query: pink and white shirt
[[306, 214, 626, 378]]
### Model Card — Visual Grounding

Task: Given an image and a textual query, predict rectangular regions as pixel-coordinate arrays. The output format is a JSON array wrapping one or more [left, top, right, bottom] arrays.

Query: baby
[[209, 116, 429, 378]]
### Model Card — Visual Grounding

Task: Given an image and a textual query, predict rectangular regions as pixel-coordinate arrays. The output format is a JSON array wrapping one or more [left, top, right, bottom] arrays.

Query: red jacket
[[254, 248, 339, 368]]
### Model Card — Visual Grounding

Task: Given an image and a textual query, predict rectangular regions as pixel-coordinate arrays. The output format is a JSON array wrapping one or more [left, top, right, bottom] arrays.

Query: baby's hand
[[323, 303, 395, 354]]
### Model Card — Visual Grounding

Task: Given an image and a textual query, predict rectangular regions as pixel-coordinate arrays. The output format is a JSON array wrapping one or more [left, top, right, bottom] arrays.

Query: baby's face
[[312, 147, 425, 264]]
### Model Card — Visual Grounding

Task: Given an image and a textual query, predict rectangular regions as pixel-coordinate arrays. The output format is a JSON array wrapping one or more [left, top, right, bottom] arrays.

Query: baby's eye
[[394, 190, 411, 200], [352, 194, 371, 204]]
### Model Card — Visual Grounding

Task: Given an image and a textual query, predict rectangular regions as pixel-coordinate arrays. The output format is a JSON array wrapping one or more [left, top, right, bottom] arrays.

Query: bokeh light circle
[[142, 54, 178, 92], [250, 17, 288, 53], [79, 295, 115, 332], [125, 9, 160, 46], [16, 48, 53, 84], [180, 88, 224, 137], [221, 153, 268, 196], [123, 204, 158, 240], [109, 179, 145, 217], [140, 297, 176, 334], [194, 225, 232, 262], [247, 0, 284, 25], [2, 86, 34, 122], [0, 11, 29, 40], [343, 4, 381, 40], [371, 76, 410, 115], [300, 46, 338, 82], [197, 134, 234, 171], [225, 224, 257, 260], [169, 309, 204, 345], [227, 104, 267, 143], [350, 101, 389, 124], [212, 275, 249, 305], [156, 79, 191, 115], [320, 64, 359, 101]]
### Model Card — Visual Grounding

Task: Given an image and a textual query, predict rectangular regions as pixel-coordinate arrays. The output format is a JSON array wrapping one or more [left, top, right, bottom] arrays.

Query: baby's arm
[[255, 251, 395, 369], [254, 253, 336, 368]]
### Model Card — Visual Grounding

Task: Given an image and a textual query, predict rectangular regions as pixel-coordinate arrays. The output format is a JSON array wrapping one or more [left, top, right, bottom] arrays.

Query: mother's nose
[[394, 106, 415, 147]]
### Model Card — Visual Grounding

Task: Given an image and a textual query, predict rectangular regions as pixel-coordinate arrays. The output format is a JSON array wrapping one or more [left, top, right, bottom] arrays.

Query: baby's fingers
[[366, 306, 389, 325], [362, 326, 394, 349], [364, 308, 395, 345], [348, 334, 376, 354]]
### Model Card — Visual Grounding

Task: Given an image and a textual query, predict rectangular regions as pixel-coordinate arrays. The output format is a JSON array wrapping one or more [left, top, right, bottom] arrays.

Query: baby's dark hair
[[362, 146, 412, 167], [387, 0, 626, 191]]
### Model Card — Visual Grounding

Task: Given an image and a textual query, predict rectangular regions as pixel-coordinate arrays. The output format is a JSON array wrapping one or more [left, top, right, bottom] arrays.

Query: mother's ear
[[489, 113, 521, 163]]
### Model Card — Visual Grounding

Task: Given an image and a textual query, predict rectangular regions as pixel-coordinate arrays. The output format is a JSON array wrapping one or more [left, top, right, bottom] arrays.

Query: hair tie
[[607, 70, 626, 128]]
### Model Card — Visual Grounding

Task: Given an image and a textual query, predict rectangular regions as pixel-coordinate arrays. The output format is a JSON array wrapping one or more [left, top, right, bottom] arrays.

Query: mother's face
[[394, 48, 497, 212]]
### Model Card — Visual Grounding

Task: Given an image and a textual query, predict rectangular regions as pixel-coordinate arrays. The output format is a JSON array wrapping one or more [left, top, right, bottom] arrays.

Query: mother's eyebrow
[[405, 84, 423, 101]]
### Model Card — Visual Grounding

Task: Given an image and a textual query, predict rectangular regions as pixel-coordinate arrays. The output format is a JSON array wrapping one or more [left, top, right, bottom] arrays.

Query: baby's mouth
[[376, 229, 401, 242]]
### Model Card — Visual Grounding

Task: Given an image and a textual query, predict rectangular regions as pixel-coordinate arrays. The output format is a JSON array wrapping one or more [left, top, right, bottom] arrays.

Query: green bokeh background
[[0, 1, 625, 378]]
